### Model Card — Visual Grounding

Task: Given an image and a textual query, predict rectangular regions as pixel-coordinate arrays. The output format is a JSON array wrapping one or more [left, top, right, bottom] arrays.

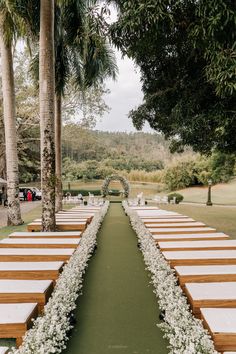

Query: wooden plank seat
[[152, 233, 229, 242], [184, 282, 236, 317], [33, 218, 88, 222], [0, 248, 74, 262], [27, 221, 87, 232], [158, 240, 236, 251], [0, 280, 53, 313], [146, 221, 206, 228], [0, 347, 9, 354], [0, 261, 64, 281], [55, 215, 94, 220], [70, 207, 100, 210], [9, 231, 82, 239], [223, 352, 236, 353], [140, 215, 190, 220], [131, 207, 160, 210], [137, 211, 180, 215], [143, 217, 195, 224], [0, 238, 81, 249], [148, 227, 216, 235], [163, 250, 236, 267], [175, 265, 236, 286], [200, 308, 236, 352], [0, 303, 38, 347]]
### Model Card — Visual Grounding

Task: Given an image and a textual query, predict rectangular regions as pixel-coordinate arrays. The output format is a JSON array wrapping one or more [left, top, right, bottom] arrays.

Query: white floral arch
[[101, 174, 130, 198]]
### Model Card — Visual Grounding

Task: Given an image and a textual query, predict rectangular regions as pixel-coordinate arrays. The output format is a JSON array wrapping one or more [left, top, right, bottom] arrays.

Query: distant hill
[[62, 126, 184, 166]]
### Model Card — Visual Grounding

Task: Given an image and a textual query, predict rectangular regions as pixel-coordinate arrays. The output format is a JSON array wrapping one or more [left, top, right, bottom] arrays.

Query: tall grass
[[122, 169, 163, 183]]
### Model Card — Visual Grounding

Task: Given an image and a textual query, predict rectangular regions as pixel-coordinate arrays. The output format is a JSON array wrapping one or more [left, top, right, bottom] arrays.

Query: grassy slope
[[161, 204, 236, 239], [176, 178, 236, 205]]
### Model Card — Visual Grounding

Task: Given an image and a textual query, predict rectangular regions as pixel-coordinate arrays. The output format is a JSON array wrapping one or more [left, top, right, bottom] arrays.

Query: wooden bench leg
[[16, 337, 23, 348]]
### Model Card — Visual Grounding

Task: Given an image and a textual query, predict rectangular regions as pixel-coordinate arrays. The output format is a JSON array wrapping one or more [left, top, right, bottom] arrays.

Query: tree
[[53, 0, 117, 211], [39, 0, 55, 231], [111, 0, 236, 154], [0, 4, 23, 225]]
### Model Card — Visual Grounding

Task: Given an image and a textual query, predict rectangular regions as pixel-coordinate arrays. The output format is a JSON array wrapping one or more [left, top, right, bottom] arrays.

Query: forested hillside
[[62, 125, 174, 166]]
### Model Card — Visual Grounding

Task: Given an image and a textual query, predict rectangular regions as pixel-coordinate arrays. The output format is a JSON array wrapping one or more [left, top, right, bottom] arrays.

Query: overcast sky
[[95, 6, 152, 133], [95, 50, 152, 133]]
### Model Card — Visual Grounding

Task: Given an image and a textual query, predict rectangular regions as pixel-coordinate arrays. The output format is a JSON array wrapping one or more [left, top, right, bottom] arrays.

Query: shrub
[[168, 193, 184, 204], [164, 159, 196, 191], [108, 189, 121, 196], [63, 189, 101, 196]]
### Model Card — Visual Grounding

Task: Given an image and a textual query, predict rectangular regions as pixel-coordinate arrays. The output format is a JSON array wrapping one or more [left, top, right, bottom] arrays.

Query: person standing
[[27, 189, 32, 202], [23, 188, 27, 201]]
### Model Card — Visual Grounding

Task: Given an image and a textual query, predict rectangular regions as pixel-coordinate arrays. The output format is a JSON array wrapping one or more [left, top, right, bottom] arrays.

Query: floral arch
[[101, 174, 130, 198]]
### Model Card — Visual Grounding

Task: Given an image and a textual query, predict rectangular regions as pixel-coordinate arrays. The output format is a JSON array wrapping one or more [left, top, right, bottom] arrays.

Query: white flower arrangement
[[101, 174, 130, 198], [122, 201, 219, 354], [10, 201, 109, 354]]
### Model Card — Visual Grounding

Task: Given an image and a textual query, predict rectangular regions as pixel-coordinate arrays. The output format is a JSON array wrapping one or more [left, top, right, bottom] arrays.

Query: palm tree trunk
[[39, 0, 56, 231], [0, 17, 23, 226], [55, 93, 63, 212]]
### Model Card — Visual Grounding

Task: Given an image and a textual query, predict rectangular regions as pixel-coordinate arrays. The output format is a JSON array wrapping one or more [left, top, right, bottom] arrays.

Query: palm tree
[[39, 0, 56, 231], [54, 0, 117, 211], [0, 4, 23, 225]]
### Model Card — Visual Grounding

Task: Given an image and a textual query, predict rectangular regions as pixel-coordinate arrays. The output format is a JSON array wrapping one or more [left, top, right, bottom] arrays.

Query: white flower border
[[122, 201, 219, 354], [10, 201, 109, 354]]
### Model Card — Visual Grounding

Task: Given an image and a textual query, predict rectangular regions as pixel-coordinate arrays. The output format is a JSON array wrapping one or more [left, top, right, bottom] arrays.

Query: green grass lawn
[[21, 177, 236, 204], [160, 204, 236, 239], [176, 178, 236, 205], [0, 205, 42, 239]]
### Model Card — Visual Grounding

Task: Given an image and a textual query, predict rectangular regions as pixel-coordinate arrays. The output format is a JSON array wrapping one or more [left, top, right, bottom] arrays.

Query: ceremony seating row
[[0, 205, 102, 349], [132, 206, 236, 352]]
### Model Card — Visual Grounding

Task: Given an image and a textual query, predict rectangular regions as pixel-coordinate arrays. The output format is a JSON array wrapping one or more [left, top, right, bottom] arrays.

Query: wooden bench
[[175, 265, 236, 286], [140, 215, 190, 220], [143, 217, 194, 224], [55, 215, 93, 221], [27, 221, 87, 232], [146, 221, 206, 228], [200, 308, 236, 352], [184, 282, 236, 317], [0, 248, 74, 262], [148, 227, 216, 235], [0, 303, 38, 347], [0, 238, 81, 249], [0, 347, 9, 354], [9, 231, 82, 239], [0, 261, 64, 281], [152, 233, 229, 242], [162, 250, 236, 267], [0, 279, 53, 313], [158, 240, 236, 251]]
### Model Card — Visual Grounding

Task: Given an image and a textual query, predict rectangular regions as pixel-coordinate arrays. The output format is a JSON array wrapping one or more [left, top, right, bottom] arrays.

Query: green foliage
[[164, 159, 197, 191], [62, 126, 171, 165], [168, 193, 184, 204], [111, 0, 236, 153], [164, 153, 235, 191]]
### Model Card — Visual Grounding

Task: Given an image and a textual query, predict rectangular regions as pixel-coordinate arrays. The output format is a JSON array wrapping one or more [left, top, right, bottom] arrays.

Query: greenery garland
[[101, 174, 130, 198]]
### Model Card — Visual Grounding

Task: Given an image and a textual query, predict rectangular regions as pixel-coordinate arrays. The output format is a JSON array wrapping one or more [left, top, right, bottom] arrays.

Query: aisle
[[64, 203, 168, 354]]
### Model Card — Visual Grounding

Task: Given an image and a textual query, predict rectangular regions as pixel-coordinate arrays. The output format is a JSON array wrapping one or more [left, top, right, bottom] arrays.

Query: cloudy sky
[[95, 6, 152, 133], [95, 50, 152, 133]]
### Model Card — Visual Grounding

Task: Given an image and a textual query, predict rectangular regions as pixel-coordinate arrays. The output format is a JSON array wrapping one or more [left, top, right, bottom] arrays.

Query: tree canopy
[[111, 0, 236, 154]]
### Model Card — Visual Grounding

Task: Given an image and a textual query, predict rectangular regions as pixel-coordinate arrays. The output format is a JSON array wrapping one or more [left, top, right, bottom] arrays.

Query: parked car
[[19, 187, 42, 201]]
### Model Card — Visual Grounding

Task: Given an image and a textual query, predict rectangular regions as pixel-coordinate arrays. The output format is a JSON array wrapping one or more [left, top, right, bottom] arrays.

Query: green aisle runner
[[64, 203, 168, 354]]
